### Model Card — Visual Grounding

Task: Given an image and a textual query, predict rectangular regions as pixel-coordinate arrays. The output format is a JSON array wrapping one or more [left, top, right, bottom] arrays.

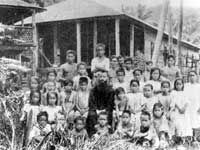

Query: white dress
[[145, 80, 161, 93], [171, 90, 192, 136], [184, 83, 200, 129], [42, 106, 62, 122]]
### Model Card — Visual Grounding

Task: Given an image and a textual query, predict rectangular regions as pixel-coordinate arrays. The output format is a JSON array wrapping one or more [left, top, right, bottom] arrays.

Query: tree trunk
[[152, 0, 170, 66], [178, 0, 183, 72]]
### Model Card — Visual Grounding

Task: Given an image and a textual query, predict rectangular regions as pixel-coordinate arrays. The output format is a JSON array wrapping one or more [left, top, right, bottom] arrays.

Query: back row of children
[[21, 43, 200, 149]]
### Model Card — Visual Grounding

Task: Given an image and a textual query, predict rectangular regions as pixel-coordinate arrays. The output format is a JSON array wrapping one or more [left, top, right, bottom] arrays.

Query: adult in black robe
[[86, 70, 115, 137]]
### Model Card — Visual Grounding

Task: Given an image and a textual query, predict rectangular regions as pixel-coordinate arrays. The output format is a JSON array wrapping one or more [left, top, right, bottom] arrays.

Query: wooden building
[[19, 0, 200, 69]]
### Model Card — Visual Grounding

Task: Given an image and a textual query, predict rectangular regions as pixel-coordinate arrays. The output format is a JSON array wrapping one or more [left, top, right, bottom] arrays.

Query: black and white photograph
[[1, 0, 200, 149]]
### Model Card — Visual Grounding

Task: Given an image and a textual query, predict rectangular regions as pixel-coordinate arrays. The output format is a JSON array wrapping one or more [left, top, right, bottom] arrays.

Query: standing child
[[157, 81, 173, 114], [124, 57, 133, 83], [146, 67, 162, 94], [23, 76, 40, 104], [144, 61, 153, 82], [70, 116, 88, 149], [42, 69, 60, 93], [117, 56, 125, 69], [42, 92, 62, 124], [69, 77, 90, 120], [133, 69, 144, 92], [171, 78, 193, 140], [127, 80, 144, 115], [20, 90, 42, 127], [115, 110, 135, 139], [60, 50, 77, 80], [185, 71, 200, 131], [60, 79, 74, 115], [29, 111, 51, 144], [113, 69, 129, 93], [73, 62, 91, 91], [142, 84, 158, 113], [91, 43, 110, 72], [109, 55, 119, 85]]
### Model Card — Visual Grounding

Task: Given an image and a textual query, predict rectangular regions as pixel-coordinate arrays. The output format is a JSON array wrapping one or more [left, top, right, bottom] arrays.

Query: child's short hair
[[116, 68, 125, 76], [98, 111, 108, 118], [167, 55, 175, 60], [77, 62, 87, 70], [63, 79, 73, 86], [30, 90, 41, 105], [74, 116, 85, 125], [141, 110, 151, 120], [161, 80, 171, 88], [66, 50, 76, 56], [47, 69, 57, 77], [144, 84, 153, 90], [37, 111, 48, 122], [96, 43, 105, 50], [133, 68, 143, 75], [124, 57, 133, 64], [115, 87, 125, 96], [110, 55, 117, 61], [79, 76, 88, 85], [130, 79, 140, 87], [46, 91, 58, 105], [122, 110, 131, 117]]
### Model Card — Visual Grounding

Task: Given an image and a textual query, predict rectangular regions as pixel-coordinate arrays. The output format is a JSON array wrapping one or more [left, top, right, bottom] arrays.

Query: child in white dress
[[171, 78, 193, 139], [20, 90, 42, 127], [42, 92, 62, 124], [146, 67, 162, 95], [185, 71, 200, 130], [142, 84, 159, 113]]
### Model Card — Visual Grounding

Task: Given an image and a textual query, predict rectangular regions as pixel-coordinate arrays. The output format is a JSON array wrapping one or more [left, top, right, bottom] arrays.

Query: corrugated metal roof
[[0, 0, 43, 10], [17, 0, 200, 50], [18, 0, 122, 23]]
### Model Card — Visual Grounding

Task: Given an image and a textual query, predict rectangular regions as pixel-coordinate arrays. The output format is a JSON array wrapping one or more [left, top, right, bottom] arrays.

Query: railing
[[0, 25, 33, 46]]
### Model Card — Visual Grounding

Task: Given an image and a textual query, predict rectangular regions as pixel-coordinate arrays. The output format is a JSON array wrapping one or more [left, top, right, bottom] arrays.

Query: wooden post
[[115, 18, 120, 56], [76, 21, 81, 63], [93, 20, 97, 57], [53, 23, 59, 65], [32, 9, 39, 75], [178, 0, 183, 72], [130, 24, 134, 57], [152, 0, 169, 66], [168, 4, 173, 54]]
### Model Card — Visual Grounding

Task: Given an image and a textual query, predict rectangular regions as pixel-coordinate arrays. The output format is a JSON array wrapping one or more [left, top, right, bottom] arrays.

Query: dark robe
[[86, 83, 114, 137]]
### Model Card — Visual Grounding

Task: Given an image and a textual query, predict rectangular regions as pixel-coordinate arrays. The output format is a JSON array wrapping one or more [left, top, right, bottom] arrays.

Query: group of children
[[21, 43, 200, 149]]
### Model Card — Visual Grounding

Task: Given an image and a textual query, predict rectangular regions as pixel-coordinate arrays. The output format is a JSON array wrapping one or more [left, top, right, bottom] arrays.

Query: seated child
[[20, 90, 41, 127], [70, 116, 88, 149], [152, 103, 172, 137], [29, 111, 51, 144], [142, 84, 158, 113], [94, 111, 111, 138], [42, 92, 62, 124], [113, 87, 130, 129], [133, 111, 159, 149], [115, 110, 135, 139]]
